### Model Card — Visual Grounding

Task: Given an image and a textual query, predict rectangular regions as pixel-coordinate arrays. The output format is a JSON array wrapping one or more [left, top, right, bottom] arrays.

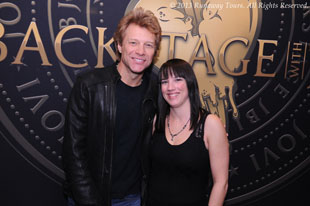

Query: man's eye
[[129, 41, 137, 45], [145, 43, 154, 48]]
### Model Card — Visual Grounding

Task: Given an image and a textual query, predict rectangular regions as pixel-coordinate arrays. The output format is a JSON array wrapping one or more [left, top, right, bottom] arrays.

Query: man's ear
[[117, 43, 122, 54]]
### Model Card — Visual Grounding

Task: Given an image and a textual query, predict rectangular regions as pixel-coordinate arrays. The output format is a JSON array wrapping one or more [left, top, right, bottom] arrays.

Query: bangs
[[159, 65, 186, 81], [157, 58, 202, 131]]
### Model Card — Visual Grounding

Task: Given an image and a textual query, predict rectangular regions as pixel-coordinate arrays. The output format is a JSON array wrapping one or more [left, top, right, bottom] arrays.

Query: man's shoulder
[[77, 64, 119, 87]]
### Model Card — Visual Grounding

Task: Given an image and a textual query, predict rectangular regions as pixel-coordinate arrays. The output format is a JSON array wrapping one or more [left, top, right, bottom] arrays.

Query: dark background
[[0, 0, 310, 206], [1, 134, 310, 206]]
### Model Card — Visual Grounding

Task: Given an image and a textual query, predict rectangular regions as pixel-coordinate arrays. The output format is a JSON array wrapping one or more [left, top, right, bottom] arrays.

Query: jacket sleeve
[[62, 76, 101, 206]]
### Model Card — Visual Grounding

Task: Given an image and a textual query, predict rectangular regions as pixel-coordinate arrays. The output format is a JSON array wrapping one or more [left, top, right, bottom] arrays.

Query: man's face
[[118, 24, 156, 75]]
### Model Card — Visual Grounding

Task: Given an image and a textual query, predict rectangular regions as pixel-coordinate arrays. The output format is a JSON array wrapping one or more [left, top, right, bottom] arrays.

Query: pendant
[[171, 134, 176, 141]]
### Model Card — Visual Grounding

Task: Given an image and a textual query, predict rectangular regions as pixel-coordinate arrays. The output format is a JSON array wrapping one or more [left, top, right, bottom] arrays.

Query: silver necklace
[[167, 115, 190, 141]]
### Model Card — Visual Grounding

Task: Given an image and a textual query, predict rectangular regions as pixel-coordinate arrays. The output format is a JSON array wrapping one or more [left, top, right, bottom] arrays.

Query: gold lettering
[[291, 53, 302, 59], [12, 22, 52, 66], [286, 42, 304, 82], [288, 64, 300, 78], [0, 23, 7, 61], [189, 34, 214, 74], [292, 42, 303, 51], [255, 39, 277, 77], [55, 25, 88, 68], [291, 60, 302, 64], [95, 27, 117, 68], [219, 37, 250, 76], [162, 32, 187, 59], [287, 64, 300, 83]]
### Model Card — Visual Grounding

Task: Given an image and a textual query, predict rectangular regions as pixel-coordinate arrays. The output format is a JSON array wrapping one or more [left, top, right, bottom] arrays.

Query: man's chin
[[131, 66, 150, 74]]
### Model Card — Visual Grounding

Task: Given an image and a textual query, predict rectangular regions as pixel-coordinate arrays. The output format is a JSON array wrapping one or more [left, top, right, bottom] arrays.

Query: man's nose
[[136, 44, 145, 55]]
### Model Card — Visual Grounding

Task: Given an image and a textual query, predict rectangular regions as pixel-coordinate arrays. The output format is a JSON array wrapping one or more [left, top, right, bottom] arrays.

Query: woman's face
[[161, 72, 190, 109]]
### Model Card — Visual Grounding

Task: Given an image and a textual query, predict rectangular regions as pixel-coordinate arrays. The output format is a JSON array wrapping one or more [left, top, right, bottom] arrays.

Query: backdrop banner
[[0, 0, 309, 205]]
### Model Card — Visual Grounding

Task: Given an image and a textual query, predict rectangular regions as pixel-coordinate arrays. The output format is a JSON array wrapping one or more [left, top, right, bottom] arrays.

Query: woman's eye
[[175, 77, 184, 81], [161, 80, 168, 84]]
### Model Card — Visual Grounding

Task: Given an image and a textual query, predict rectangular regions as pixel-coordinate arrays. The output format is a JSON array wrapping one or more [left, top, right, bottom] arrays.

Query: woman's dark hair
[[156, 58, 204, 131]]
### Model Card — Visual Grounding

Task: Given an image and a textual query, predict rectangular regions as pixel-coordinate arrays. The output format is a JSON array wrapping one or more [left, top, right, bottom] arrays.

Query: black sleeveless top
[[148, 113, 211, 206]]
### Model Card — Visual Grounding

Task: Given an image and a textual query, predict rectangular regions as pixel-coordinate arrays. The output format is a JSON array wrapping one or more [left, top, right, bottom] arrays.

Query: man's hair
[[156, 58, 204, 132], [113, 7, 161, 60]]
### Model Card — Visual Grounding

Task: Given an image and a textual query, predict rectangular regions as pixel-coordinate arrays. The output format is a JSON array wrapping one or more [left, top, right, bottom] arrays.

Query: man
[[62, 7, 161, 206]]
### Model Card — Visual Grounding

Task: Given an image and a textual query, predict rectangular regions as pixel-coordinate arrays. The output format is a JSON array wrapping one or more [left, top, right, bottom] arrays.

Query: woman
[[147, 59, 229, 206]]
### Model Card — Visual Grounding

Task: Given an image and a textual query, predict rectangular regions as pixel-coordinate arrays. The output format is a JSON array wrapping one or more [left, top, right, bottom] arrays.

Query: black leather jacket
[[63, 63, 157, 206]]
